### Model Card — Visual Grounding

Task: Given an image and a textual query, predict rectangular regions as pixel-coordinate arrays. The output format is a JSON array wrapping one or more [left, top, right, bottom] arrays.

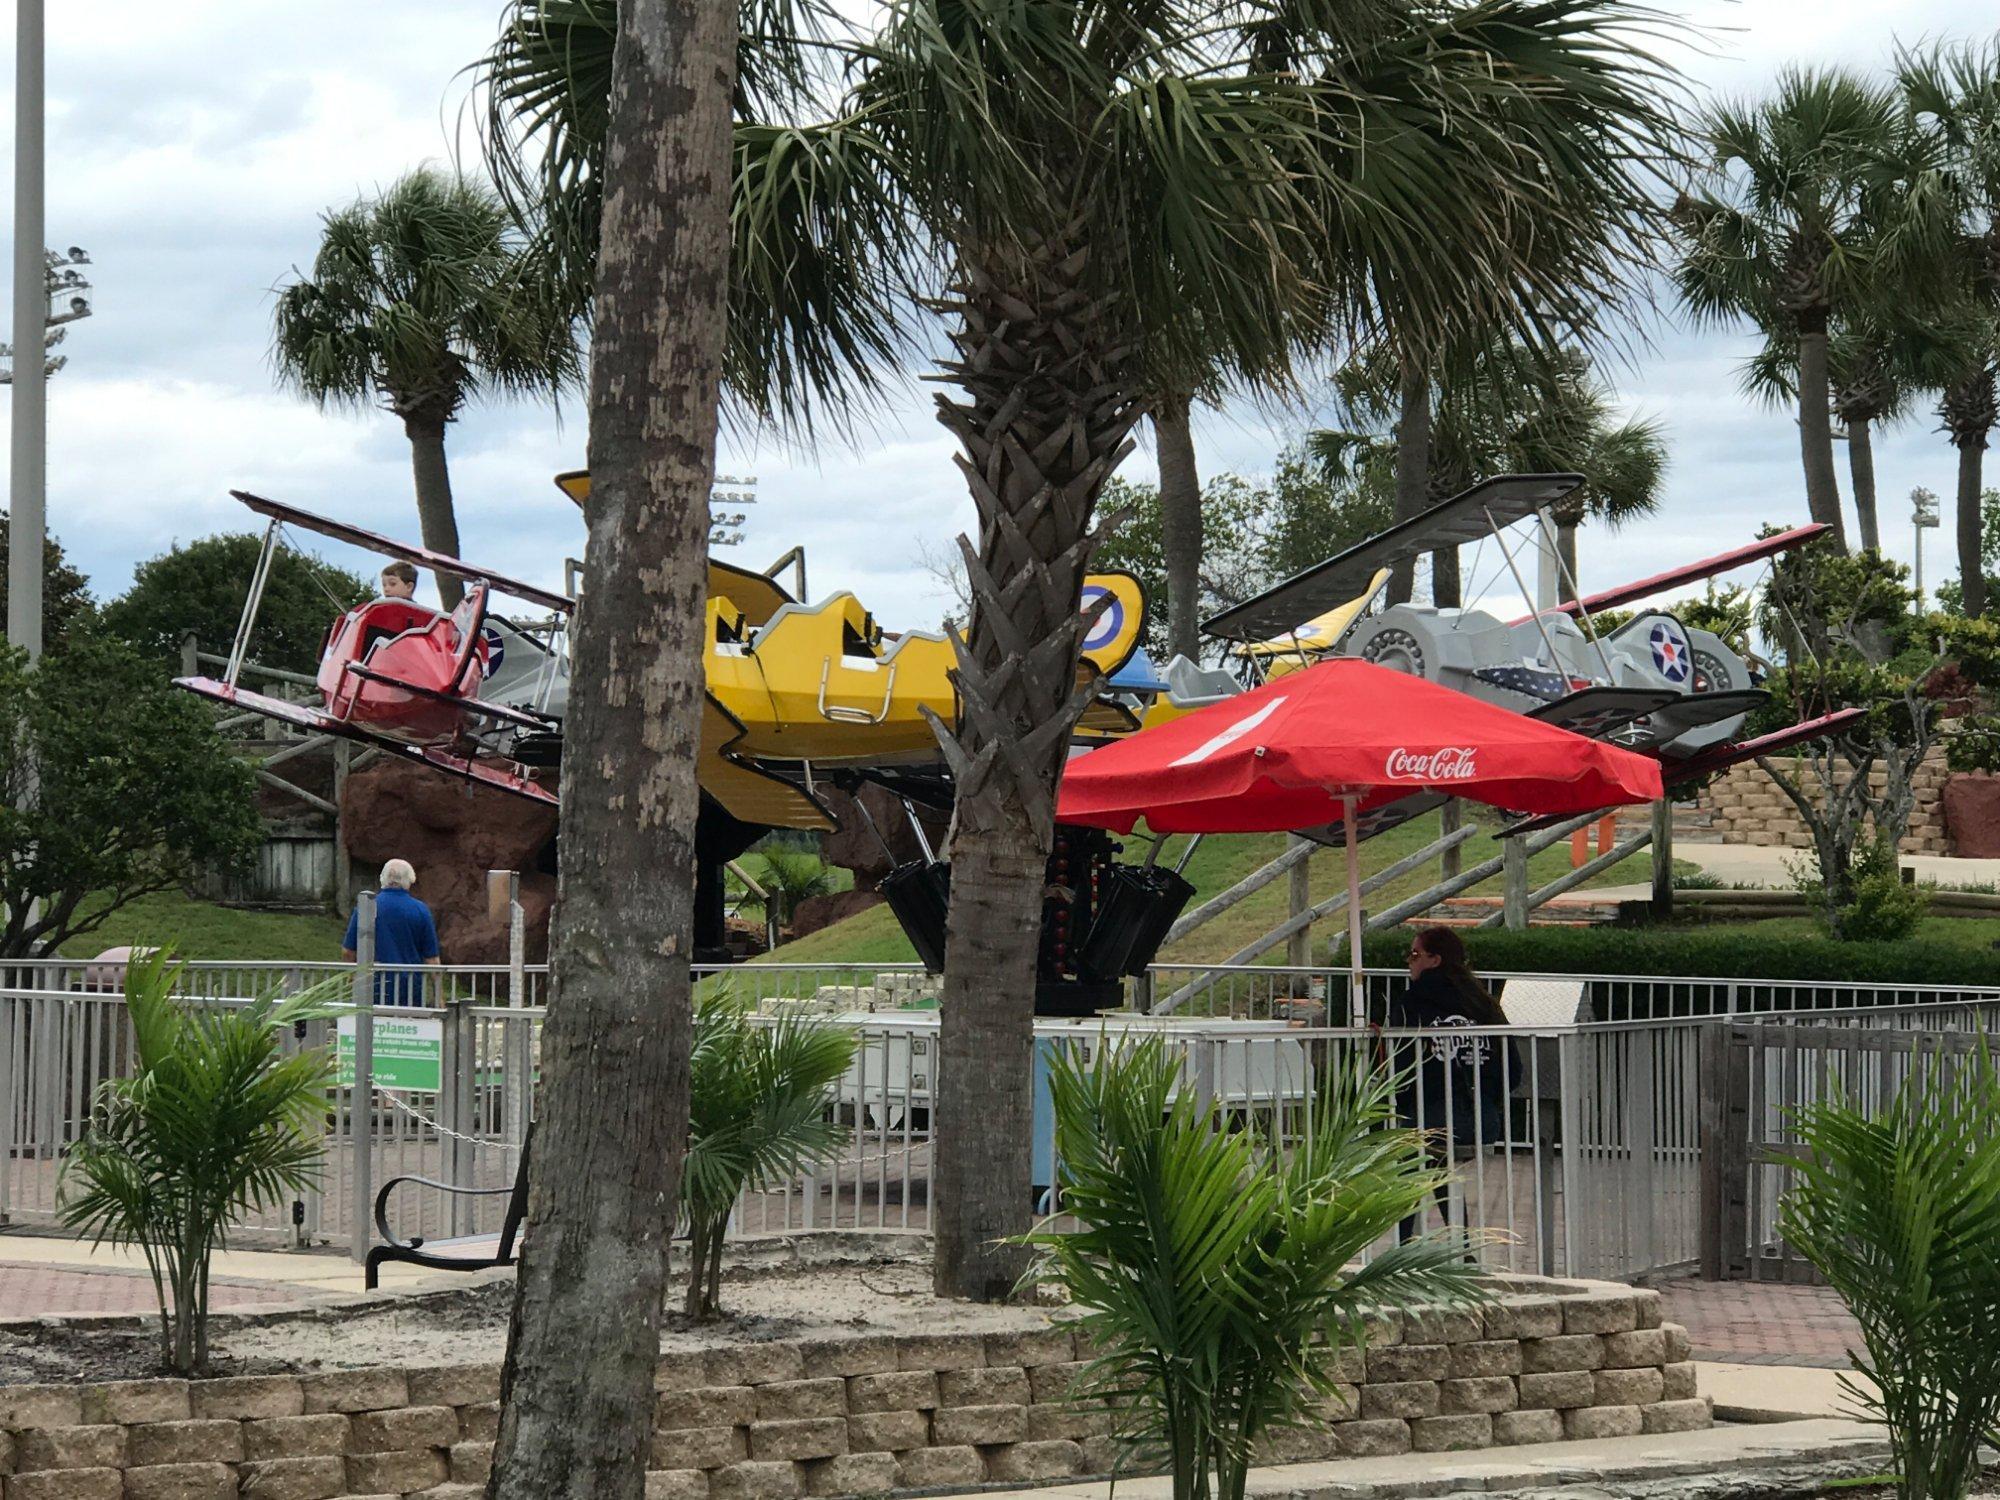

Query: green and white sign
[[335, 1014, 444, 1094]]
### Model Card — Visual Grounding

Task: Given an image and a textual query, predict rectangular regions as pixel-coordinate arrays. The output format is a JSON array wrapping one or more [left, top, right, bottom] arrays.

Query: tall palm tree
[[481, 2, 750, 1495], [1314, 341, 1665, 596], [1676, 68, 1905, 554], [479, 0, 1684, 1302], [1742, 316, 1940, 554], [1899, 41, 2000, 618], [272, 168, 582, 607]]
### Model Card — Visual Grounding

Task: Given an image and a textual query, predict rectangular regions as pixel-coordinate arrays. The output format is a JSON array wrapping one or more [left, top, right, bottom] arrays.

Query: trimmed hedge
[[1349, 924, 2000, 1018]]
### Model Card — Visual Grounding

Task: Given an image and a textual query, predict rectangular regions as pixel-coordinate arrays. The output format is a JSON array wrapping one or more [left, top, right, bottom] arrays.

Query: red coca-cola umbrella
[[1057, 657, 1663, 1017]]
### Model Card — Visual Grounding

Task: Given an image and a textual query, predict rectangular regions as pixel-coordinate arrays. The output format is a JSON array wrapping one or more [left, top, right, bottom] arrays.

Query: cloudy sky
[[6, 0, 1994, 638]]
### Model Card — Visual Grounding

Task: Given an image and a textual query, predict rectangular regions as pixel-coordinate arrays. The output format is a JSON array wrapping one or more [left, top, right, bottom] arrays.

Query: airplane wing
[[1498, 708, 1868, 837], [176, 678, 559, 807], [1294, 791, 1451, 849], [229, 492, 574, 615], [1235, 569, 1392, 661], [1203, 473, 1584, 642], [1518, 523, 1831, 624]]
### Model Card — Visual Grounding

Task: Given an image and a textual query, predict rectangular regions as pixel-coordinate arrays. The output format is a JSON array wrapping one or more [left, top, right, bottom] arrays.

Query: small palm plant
[[681, 993, 855, 1320], [1777, 1038, 2000, 1500], [1024, 1037, 1486, 1500], [743, 848, 836, 933], [59, 949, 342, 1374]]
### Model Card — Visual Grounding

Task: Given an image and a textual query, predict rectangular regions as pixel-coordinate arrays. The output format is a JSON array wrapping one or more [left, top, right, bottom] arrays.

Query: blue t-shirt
[[345, 888, 440, 1006]]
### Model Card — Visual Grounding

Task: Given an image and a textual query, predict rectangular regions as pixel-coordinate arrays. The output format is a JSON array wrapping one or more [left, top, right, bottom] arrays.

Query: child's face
[[382, 571, 415, 600]]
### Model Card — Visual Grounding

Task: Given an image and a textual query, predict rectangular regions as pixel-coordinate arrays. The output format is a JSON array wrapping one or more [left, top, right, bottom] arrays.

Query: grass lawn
[[56, 889, 348, 962], [756, 809, 1676, 968]]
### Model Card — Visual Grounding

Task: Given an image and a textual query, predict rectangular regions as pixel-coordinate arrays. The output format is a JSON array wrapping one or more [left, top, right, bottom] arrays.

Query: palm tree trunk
[[1956, 434, 1987, 620], [1155, 393, 1203, 661], [1795, 314, 1848, 551], [488, 2, 735, 1496], [929, 231, 1146, 1301], [1430, 547, 1460, 608], [1388, 360, 1431, 606], [1557, 522, 1580, 592], [1847, 414, 1880, 552], [401, 410, 466, 609]]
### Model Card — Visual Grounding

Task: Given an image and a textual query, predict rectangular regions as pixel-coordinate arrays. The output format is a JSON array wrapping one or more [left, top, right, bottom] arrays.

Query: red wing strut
[[1515, 524, 1831, 625]]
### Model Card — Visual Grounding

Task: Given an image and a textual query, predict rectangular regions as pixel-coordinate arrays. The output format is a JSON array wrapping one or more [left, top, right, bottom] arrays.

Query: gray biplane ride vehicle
[[1147, 474, 1862, 846]]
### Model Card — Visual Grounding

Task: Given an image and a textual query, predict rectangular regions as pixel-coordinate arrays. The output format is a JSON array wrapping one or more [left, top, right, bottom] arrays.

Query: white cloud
[[0, 0, 1993, 638]]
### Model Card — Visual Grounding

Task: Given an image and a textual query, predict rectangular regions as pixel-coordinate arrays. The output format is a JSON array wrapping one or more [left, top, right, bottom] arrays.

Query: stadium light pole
[[6, 0, 44, 660]]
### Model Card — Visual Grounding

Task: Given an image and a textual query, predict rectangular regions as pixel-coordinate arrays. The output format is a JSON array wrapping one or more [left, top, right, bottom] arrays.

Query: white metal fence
[[3, 955, 1995, 1284]]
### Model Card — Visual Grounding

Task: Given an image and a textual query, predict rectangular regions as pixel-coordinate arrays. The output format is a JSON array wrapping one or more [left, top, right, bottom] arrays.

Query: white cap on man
[[380, 858, 417, 890]]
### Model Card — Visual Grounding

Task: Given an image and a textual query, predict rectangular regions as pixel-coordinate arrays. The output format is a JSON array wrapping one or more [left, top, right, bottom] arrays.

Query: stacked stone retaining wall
[[0, 1281, 1707, 1500], [1696, 749, 1950, 855]]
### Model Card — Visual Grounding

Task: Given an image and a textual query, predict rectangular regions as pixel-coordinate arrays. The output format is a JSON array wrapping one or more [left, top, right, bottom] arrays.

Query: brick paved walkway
[[1656, 1276, 1862, 1369], [0, 1262, 305, 1319]]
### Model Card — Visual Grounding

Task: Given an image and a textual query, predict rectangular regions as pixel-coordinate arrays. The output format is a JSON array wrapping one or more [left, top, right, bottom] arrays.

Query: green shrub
[[60, 950, 341, 1373], [1778, 1040, 2000, 1500], [1023, 1036, 1483, 1500], [1791, 839, 1931, 943], [681, 993, 855, 1320]]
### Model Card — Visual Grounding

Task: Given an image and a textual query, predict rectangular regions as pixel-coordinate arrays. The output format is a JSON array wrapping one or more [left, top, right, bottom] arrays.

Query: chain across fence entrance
[[2, 953, 1994, 1282]]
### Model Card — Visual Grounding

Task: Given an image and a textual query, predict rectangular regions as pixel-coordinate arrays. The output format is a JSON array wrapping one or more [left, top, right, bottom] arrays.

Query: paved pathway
[[0, 1260, 306, 1319], [1657, 1276, 1861, 1369]]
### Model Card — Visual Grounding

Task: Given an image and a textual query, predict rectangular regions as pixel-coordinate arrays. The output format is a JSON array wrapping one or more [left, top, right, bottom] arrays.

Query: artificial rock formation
[[340, 758, 558, 963]]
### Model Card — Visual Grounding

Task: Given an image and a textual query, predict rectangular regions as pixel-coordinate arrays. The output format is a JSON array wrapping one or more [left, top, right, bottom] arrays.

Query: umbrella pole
[[1343, 796, 1365, 1027]]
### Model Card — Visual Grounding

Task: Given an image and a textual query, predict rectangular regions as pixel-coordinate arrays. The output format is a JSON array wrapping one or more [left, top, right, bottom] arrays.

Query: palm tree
[[681, 993, 854, 1320], [1898, 42, 2000, 618], [272, 168, 581, 607], [1742, 317, 1941, 554], [1313, 342, 1666, 597], [1676, 68, 1905, 554], [479, 0, 1684, 1303], [483, 1, 745, 1494]]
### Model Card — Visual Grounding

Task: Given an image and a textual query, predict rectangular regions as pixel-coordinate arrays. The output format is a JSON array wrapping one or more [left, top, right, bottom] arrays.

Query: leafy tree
[[104, 534, 370, 677], [1096, 449, 1385, 663], [60, 951, 339, 1374], [1898, 41, 2000, 617], [1779, 1039, 2000, 1500], [1751, 537, 2000, 938], [1023, 1037, 1482, 1500], [0, 635, 263, 958], [680, 993, 853, 1320], [272, 168, 582, 608], [0, 509, 93, 643], [1677, 69, 1906, 553], [481, 0, 1686, 1307]]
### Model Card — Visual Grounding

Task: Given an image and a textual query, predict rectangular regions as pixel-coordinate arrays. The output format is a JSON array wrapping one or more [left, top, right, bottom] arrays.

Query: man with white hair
[[343, 858, 442, 1005]]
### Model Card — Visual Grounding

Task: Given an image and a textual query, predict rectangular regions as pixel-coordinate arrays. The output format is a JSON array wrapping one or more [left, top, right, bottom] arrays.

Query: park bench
[[365, 1123, 534, 1290]]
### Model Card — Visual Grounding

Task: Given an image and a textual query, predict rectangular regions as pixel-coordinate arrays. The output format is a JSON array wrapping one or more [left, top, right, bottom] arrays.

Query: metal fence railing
[[4, 954, 1995, 1282]]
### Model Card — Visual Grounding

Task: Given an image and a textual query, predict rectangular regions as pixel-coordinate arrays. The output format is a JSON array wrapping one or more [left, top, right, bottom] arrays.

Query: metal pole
[[6, 0, 44, 660], [348, 893, 375, 1264], [1342, 797, 1365, 1026]]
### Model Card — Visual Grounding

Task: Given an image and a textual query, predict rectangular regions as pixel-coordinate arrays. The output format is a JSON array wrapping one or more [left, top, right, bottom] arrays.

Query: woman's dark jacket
[[1386, 969, 1514, 1147]]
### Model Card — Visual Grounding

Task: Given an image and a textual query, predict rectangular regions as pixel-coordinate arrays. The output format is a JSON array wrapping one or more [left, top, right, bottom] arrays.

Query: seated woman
[[1389, 926, 1515, 1244]]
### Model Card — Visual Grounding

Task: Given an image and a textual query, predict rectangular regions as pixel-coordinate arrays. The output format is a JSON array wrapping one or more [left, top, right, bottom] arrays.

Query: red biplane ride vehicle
[[176, 491, 571, 807]]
